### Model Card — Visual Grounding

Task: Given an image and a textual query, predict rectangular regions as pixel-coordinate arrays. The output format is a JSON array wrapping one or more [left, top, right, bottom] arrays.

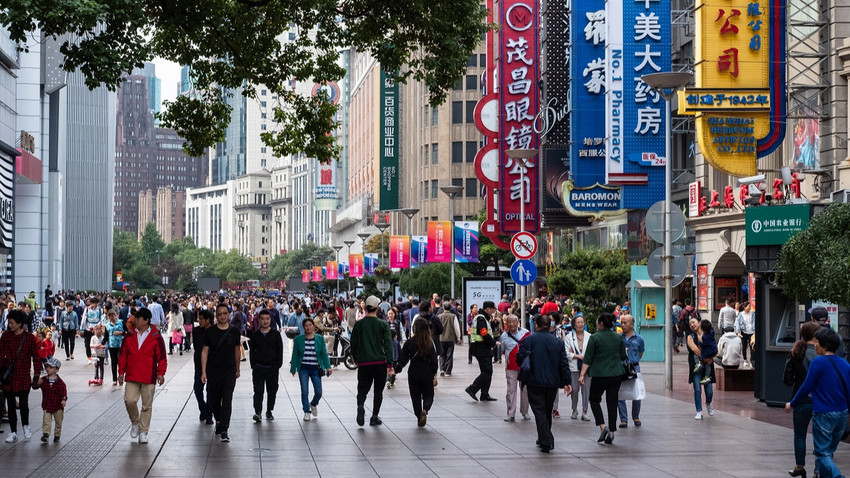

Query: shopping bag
[[171, 331, 183, 345], [619, 373, 646, 401]]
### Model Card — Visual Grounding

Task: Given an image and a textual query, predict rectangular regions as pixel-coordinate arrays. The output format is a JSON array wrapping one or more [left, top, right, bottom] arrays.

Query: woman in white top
[[564, 315, 592, 420], [166, 303, 184, 355]]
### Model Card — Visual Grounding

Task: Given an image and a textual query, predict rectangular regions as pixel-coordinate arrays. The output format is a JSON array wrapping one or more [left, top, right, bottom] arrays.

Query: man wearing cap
[[465, 301, 498, 402], [350, 295, 394, 426], [811, 307, 846, 359], [118, 307, 168, 444]]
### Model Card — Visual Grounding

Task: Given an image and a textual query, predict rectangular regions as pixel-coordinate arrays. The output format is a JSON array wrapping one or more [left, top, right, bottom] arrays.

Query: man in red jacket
[[118, 307, 167, 444]]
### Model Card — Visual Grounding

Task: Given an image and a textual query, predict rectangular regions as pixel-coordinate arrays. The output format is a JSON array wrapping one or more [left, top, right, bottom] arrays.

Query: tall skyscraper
[[132, 62, 161, 119]]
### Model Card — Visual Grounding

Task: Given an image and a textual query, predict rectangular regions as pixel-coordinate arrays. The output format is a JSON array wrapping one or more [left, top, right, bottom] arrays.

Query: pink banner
[[349, 254, 364, 278], [427, 221, 452, 262], [302, 269, 310, 283], [389, 235, 410, 269], [327, 261, 339, 280], [311, 267, 322, 282]]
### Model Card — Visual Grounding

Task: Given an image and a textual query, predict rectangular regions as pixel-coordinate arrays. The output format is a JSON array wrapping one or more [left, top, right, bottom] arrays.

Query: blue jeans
[[812, 410, 847, 478], [618, 399, 641, 422], [193, 369, 211, 420], [298, 366, 323, 413], [692, 368, 713, 412], [793, 402, 815, 469]]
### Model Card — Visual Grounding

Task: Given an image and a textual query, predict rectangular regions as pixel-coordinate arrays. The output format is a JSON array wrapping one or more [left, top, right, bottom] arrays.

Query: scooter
[[327, 329, 357, 370]]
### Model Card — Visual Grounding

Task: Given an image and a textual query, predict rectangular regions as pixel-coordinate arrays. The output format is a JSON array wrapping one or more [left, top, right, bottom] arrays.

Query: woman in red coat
[[0, 310, 42, 442]]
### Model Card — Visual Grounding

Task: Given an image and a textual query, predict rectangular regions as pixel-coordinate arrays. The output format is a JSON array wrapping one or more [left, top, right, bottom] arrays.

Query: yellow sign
[[645, 303, 656, 320], [681, 1, 772, 177]]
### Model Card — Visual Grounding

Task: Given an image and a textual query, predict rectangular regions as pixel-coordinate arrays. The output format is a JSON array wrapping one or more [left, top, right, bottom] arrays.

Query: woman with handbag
[[579, 313, 627, 445], [686, 317, 715, 420], [166, 303, 184, 356], [290, 317, 331, 422], [565, 314, 591, 421], [0, 310, 42, 442], [395, 319, 439, 427], [784, 321, 821, 478]]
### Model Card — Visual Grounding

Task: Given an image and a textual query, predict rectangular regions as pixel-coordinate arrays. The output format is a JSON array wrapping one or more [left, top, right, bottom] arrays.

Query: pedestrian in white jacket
[[564, 315, 591, 420]]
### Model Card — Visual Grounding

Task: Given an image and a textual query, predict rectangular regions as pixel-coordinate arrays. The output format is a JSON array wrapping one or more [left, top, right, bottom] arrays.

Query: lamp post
[[505, 148, 537, 329], [332, 245, 343, 298], [374, 222, 390, 267], [439, 185, 463, 298], [641, 71, 693, 392], [343, 240, 355, 297], [398, 208, 420, 236]]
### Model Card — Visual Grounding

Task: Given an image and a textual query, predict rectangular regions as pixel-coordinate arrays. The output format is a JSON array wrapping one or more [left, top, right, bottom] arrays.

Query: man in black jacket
[[249, 310, 283, 422], [516, 314, 572, 453], [465, 301, 498, 402]]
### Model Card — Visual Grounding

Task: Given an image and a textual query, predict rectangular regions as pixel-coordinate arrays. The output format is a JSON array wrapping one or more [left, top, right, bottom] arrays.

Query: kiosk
[[629, 265, 666, 362]]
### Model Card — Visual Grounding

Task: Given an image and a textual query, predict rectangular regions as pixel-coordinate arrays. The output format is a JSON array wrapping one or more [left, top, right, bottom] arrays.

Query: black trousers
[[252, 366, 280, 414], [407, 369, 435, 418], [83, 330, 94, 358], [356, 364, 387, 416], [109, 348, 121, 383], [469, 354, 493, 397], [5, 389, 30, 433], [207, 371, 237, 430], [527, 385, 557, 449], [62, 330, 76, 357], [589, 375, 622, 428], [439, 342, 455, 374]]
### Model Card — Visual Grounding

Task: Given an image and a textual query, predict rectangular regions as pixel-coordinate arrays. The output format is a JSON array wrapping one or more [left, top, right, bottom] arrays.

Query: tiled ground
[[1, 337, 846, 477]]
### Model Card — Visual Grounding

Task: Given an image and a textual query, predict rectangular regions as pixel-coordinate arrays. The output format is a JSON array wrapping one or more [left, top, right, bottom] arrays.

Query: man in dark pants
[[202, 303, 242, 442], [350, 296, 394, 426], [249, 310, 283, 422], [438, 302, 461, 376], [465, 301, 498, 401], [516, 314, 572, 453], [193, 309, 213, 424]]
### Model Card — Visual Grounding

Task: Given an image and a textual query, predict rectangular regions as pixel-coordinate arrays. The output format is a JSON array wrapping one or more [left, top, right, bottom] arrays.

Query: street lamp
[[343, 240, 355, 297], [332, 245, 343, 298], [398, 208, 420, 236], [440, 185, 463, 298], [641, 71, 693, 392], [374, 222, 390, 267], [505, 148, 537, 329]]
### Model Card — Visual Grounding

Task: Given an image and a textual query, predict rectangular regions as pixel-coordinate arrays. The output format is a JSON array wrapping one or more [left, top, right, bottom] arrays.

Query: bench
[[717, 366, 754, 391]]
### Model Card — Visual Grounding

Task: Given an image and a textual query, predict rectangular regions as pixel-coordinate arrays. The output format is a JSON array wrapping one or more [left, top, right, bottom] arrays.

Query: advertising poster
[[302, 269, 310, 283], [714, 277, 740, 310], [462, 277, 505, 321], [327, 261, 338, 281], [379, 70, 399, 210], [349, 254, 364, 278], [389, 235, 410, 269], [411, 235, 428, 268], [454, 221, 479, 263], [364, 253, 379, 275], [748, 272, 756, 311], [311, 267, 322, 283], [427, 221, 452, 262], [697, 265, 708, 311]]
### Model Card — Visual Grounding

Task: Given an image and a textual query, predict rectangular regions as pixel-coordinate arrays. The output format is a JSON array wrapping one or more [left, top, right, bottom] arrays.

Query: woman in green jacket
[[579, 313, 627, 445], [290, 318, 332, 421]]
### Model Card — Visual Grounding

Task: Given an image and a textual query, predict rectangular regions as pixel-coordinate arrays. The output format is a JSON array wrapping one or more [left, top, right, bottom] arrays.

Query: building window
[[261, 124, 267, 130], [466, 141, 478, 163], [261, 89, 267, 96], [261, 113, 267, 119], [289, 32, 296, 41], [424, 144, 429, 165], [479, 54, 486, 67], [453, 79, 463, 91], [431, 106, 439, 126], [465, 178, 477, 197], [431, 143, 439, 164], [466, 75, 477, 90], [452, 142, 463, 163], [467, 54, 477, 67], [452, 101, 463, 124], [431, 180, 438, 199], [466, 101, 476, 124], [452, 178, 462, 188], [260, 101, 267, 107]]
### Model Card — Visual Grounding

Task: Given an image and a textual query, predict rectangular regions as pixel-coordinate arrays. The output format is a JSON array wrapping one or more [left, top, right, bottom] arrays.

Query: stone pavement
[[1, 338, 848, 478]]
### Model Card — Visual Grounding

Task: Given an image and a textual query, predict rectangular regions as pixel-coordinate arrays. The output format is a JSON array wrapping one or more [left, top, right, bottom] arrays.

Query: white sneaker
[[707, 405, 715, 416], [311, 405, 318, 417], [694, 411, 703, 420], [130, 424, 139, 438], [303, 413, 311, 421], [138, 432, 148, 444], [4, 432, 17, 443], [22, 426, 31, 440]]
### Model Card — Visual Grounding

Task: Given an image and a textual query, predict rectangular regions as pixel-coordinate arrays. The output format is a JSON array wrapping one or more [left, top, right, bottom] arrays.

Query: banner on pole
[[427, 221, 452, 262], [454, 221, 479, 263], [349, 254, 364, 278], [390, 235, 410, 269], [411, 235, 428, 268], [327, 261, 339, 280]]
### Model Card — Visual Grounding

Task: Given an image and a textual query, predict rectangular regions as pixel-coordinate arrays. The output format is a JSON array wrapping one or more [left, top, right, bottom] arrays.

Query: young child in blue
[[693, 319, 717, 385]]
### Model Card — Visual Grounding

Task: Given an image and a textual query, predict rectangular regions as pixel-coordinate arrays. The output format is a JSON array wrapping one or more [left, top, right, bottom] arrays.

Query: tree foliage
[[547, 248, 632, 323], [469, 208, 513, 275], [267, 242, 334, 281], [399, 263, 470, 300], [776, 203, 850, 305], [2, 0, 490, 161], [364, 232, 390, 258]]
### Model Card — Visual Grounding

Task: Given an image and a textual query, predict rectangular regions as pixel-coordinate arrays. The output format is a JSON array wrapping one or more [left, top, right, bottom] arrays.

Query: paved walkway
[[1, 338, 847, 477]]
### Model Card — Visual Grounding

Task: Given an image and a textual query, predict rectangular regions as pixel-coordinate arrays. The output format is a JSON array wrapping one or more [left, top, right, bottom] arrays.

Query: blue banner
[[410, 236, 427, 268], [364, 254, 379, 275], [453, 221, 479, 263]]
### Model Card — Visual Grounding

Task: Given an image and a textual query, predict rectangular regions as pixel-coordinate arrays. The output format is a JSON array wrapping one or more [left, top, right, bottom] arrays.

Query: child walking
[[692, 319, 717, 385], [35, 357, 67, 442], [37, 329, 55, 367], [89, 325, 107, 385]]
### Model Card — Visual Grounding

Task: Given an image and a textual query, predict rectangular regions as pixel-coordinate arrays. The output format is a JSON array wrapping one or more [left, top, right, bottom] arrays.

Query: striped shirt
[[302, 338, 318, 367]]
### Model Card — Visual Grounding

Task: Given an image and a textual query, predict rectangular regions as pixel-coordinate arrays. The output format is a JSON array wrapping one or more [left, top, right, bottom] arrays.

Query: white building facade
[[185, 181, 236, 252]]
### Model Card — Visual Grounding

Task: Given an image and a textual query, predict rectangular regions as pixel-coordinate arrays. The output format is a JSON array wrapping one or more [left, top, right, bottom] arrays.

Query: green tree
[[364, 233, 390, 260], [125, 262, 159, 290], [267, 243, 334, 281], [776, 203, 850, 305], [469, 208, 514, 275], [112, 228, 140, 275], [210, 249, 259, 281], [547, 248, 632, 326], [2, 1, 489, 161], [399, 263, 470, 299], [139, 223, 166, 264]]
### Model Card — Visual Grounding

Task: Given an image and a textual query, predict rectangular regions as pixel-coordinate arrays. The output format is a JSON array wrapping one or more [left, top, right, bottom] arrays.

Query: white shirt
[[718, 331, 743, 367], [719, 305, 737, 329], [136, 328, 151, 349], [148, 303, 165, 326]]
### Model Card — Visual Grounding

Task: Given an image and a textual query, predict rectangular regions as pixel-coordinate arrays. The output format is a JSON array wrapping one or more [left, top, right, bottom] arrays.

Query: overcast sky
[[152, 57, 181, 109]]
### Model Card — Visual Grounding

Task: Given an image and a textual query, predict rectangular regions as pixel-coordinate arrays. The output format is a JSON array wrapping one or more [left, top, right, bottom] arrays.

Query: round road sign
[[511, 232, 538, 260]]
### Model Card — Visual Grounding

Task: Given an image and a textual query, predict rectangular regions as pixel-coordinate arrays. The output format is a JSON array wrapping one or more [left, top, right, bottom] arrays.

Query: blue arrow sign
[[510, 259, 537, 286]]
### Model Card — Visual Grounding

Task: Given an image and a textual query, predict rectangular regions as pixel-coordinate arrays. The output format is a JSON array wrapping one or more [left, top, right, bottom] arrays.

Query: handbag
[[622, 361, 637, 381], [1, 334, 26, 385], [171, 330, 183, 345], [619, 373, 646, 401]]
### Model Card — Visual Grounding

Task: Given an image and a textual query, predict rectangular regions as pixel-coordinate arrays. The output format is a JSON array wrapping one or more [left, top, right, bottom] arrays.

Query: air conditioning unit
[[831, 189, 850, 204]]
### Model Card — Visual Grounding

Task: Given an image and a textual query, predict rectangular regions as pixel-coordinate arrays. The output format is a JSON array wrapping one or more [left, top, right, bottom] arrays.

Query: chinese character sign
[[411, 235, 428, 268], [364, 254, 379, 275], [427, 221, 452, 263], [379, 70, 399, 210], [326, 261, 339, 280], [454, 222, 480, 263], [302, 269, 310, 283], [314, 160, 339, 210], [499, 0, 540, 234], [349, 254, 364, 278], [311, 267, 322, 282], [389, 235, 410, 269]]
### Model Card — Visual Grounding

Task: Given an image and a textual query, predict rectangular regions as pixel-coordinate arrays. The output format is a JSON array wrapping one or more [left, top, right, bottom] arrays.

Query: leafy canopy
[[2, 0, 490, 161], [547, 248, 632, 324], [776, 203, 850, 305]]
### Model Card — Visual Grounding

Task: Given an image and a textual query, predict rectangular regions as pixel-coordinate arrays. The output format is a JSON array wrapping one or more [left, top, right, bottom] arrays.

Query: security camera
[[738, 174, 766, 186]]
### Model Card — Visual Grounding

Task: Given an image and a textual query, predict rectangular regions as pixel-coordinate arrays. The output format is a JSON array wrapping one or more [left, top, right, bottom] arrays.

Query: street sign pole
[[520, 166, 526, 329]]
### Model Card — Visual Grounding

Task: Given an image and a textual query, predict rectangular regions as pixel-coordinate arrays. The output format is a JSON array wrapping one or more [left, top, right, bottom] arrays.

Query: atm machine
[[754, 278, 800, 406]]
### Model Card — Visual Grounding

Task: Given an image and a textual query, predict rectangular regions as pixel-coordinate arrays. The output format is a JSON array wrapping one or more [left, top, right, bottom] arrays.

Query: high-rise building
[[114, 72, 205, 236], [137, 187, 184, 243], [235, 168, 271, 261], [0, 26, 19, 291], [132, 62, 161, 119], [185, 181, 235, 252]]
